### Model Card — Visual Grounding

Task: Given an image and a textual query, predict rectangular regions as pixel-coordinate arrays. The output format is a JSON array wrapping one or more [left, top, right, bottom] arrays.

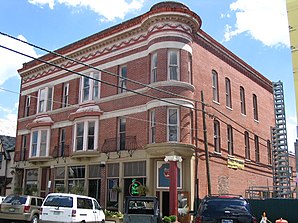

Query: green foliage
[[162, 215, 176, 222], [162, 216, 171, 223], [69, 184, 85, 195], [104, 210, 124, 219], [55, 185, 65, 193]]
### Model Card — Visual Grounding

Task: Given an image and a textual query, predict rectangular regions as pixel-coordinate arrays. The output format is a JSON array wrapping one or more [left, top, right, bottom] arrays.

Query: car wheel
[[31, 215, 39, 223]]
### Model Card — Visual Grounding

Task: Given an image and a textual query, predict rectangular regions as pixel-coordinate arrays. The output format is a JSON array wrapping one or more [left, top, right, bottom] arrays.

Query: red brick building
[[14, 1, 296, 220]]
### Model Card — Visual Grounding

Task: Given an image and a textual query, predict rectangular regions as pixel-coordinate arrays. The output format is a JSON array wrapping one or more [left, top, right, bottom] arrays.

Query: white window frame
[[62, 82, 69, 107], [80, 72, 101, 103], [149, 110, 156, 143], [151, 52, 157, 83], [212, 70, 219, 102], [227, 125, 233, 155], [240, 86, 246, 115], [73, 118, 99, 152], [225, 78, 232, 108], [167, 108, 179, 142], [119, 65, 127, 93], [29, 128, 50, 158], [25, 95, 31, 117], [37, 86, 53, 113], [168, 49, 180, 81], [214, 120, 221, 153], [118, 117, 126, 150]]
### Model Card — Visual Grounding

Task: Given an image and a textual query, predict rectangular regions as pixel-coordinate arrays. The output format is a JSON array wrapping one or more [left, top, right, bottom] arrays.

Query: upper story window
[[118, 117, 126, 150], [149, 110, 156, 144], [227, 125, 233, 155], [62, 82, 69, 107], [37, 87, 53, 113], [225, 78, 232, 108], [240, 86, 246, 115], [188, 53, 192, 84], [58, 128, 66, 157], [80, 72, 100, 102], [74, 119, 98, 152], [168, 108, 179, 142], [255, 135, 260, 162], [24, 95, 31, 117], [214, 120, 221, 153], [119, 66, 127, 93], [30, 128, 50, 158], [168, 50, 179, 81], [244, 131, 250, 159], [212, 70, 219, 102], [253, 94, 258, 121], [21, 135, 27, 161], [151, 53, 157, 83]]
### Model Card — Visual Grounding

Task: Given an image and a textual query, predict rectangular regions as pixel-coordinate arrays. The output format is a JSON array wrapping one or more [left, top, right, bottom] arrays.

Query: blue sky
[[0, 0, 295, 151]]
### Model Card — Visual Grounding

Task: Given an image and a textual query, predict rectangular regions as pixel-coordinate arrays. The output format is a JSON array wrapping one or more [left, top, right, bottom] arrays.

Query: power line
[[0, 33, 272, 147]]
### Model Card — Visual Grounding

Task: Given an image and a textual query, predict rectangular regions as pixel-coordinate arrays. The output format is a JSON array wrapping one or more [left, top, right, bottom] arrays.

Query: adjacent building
[[0, 135, 15, 196], [14, 1, 296, 220]]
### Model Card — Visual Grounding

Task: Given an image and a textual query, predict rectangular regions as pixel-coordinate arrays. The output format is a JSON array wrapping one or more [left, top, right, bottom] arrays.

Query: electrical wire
[[0, 33, 274, 148]]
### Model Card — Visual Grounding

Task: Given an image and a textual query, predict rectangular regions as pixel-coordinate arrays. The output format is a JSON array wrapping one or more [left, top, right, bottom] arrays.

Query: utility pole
[[201, 91, 211, 195]]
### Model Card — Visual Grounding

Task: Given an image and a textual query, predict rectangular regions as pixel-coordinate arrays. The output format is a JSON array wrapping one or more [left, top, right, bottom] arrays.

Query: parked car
[[192, 194, 257, 223], [40, 193, 105, 223], [0, 194, 44, 223], [124, 196, 162, 223], [0, 196, 6, 204]]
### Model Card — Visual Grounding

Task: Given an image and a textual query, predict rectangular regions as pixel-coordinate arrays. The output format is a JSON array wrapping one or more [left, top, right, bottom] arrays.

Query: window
[[267, 140, 272, 165], [253, 94, 258, 120], [30, 129, 50, 158], [214, 120, 221, 152], [225, 78, 232, 108], [21, 135, 27, 161], [74, 119, 98, 151], [62, 82, 69, 107], [149, 110, 156, 143], [24, 95, 31, 117], [118, 117, 126, 150], [188, 53, 192, 84], [168, 108, 179, 142], [227, 125, 233, 155], [168, 50, 179, 80], [244, 131, 250, 159], [119, 66, 127, 93], [68, 166, 85, 192], [59, 128, 66, 157], [80, 72, 100, 102], [255, 135, 260, 162], [37, 87, 53, 113], [240, 86, 246, 115], [212, 70, 219, 102], [151, 53, 157, 83]]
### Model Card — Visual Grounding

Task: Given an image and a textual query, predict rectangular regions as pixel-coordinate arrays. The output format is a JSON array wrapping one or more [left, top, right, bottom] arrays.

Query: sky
[[0, 0, 295, 152]]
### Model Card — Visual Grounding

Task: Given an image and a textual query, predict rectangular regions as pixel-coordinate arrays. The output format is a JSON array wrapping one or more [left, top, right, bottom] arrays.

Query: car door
[[93, 199, 104, 222]]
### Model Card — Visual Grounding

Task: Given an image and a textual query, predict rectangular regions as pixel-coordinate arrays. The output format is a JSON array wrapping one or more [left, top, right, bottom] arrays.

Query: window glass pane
[[93, 73, 99, 99], [31, 131, 38, 157], [169, 109, 177, 124], [40, 130, 47, 156], [39, 88, 46, 112], [83, 77, 90, 101], [68, 166, 85, 178], [88, 121, 95, 150], [47, 87, 53, 111], [76, 122, 84, 151], [169, 51, 178, 80]]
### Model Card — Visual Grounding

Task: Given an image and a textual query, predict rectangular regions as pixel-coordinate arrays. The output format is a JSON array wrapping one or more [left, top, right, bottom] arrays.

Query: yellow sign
[[227, 157, 244, 170]]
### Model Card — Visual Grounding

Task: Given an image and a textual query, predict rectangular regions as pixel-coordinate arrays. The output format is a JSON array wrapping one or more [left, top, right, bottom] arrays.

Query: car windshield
[[202, 199, 250, 215], [3, 195, 27, 205], [43, 195, 73, 208]]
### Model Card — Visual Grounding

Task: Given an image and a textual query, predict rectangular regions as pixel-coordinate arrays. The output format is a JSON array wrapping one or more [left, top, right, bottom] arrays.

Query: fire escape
[[271, 81, 291, 198]]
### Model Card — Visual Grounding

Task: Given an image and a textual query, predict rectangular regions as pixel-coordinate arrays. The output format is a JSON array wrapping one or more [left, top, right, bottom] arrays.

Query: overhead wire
[[0, 32, 273, 148]]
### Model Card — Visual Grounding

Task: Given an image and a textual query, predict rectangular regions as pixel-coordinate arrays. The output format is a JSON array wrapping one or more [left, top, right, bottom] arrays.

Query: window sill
[[71, 150, 100, 159], [28, 156, 52, 163]]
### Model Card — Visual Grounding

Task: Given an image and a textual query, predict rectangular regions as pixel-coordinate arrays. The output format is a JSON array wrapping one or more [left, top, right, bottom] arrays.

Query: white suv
[[40, 193, 105, 223]]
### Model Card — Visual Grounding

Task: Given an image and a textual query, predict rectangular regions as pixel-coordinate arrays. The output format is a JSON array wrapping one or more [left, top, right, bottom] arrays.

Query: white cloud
[[0, 113, 17, 137], [224, 0, 290, 47], [0, 35, 38, 85], [28, 0, 145, 21]]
